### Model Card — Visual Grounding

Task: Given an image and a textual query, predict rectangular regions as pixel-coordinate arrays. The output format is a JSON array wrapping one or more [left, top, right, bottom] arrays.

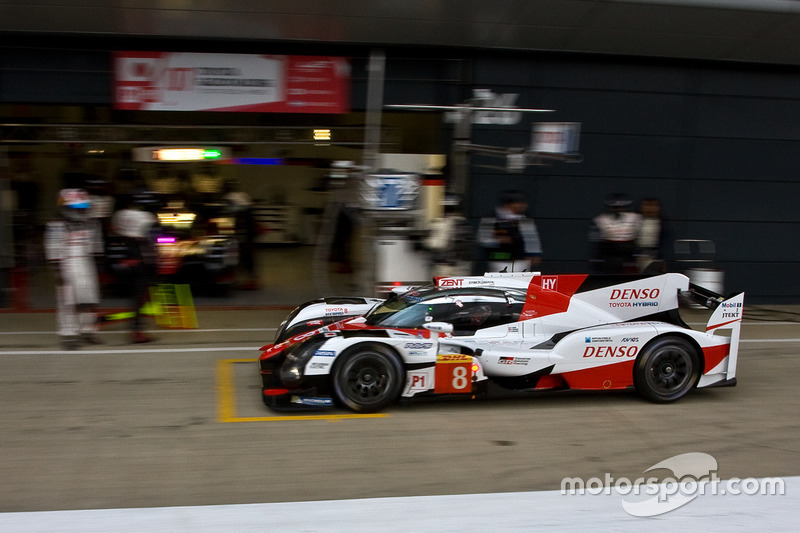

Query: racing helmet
[[469, 304, 493, 326], [58, 188, 91, 220]]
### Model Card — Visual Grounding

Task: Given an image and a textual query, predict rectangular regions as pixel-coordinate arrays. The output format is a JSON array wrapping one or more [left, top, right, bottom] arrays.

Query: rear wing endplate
[[705, 291, 745, 380]]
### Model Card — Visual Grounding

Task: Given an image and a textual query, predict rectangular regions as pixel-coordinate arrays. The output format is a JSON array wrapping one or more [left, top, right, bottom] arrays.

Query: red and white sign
[[114, 52, 350, 113]]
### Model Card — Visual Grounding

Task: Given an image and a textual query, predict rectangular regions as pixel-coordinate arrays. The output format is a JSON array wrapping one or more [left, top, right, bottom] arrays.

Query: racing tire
[[634, 336, 701, 403], [332, 344, 403, 413]]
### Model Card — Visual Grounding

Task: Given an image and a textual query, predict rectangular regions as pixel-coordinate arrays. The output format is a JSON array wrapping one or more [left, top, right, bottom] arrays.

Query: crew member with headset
[[590, 193, 643, 274], [111, 191, 158, 343], [478, 190, 542, 273]]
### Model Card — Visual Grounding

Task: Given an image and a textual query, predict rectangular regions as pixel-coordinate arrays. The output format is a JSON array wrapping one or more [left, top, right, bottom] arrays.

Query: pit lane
[[216, 358, 387, 422], [0, 307, 798, 523]]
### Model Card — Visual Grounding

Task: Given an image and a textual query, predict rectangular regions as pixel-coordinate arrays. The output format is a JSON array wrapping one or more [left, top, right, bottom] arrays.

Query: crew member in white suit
[[44, 188, 103, 350]]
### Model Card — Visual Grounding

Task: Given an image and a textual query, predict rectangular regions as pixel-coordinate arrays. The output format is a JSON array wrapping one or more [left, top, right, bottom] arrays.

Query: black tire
[[332, 344, 403, 413], [634, 336, 701, 403]]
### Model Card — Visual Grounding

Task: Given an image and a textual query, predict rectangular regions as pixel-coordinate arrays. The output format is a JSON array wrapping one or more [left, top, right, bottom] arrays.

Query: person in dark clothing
[[478, 190, 542, 272], [636, 197, 670, 273], [110, 193, 158, 343]]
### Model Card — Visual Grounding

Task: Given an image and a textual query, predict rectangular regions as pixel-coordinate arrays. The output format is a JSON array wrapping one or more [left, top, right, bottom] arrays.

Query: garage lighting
[[154, 148, 223, 161], [313, 129, 331, 141], [132, 146, 230, 162], [157, 212, 197, 228]]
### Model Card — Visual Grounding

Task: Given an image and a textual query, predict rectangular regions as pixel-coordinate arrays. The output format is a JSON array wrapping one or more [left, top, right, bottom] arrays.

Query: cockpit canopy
[[365, 286, 527, 333]]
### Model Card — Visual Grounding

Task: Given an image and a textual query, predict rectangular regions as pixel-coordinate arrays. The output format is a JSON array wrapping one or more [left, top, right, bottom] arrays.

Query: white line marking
[[0, 477, 796, 532], [0, 339, 796, 357], [687, 322, 800, 327], [742, 322, 800, 326], [0, 328, 276, 335], [1, 322, 794, 336], [0, 347, 261, 356], [741, 338, 800, 343]]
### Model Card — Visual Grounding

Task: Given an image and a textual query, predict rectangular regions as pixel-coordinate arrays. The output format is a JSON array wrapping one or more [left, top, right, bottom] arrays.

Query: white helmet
[[58, 188, 91, 220]]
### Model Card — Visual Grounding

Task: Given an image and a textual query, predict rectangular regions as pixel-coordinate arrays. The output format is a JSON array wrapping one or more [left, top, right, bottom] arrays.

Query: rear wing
[[683, 282, 725, 309]]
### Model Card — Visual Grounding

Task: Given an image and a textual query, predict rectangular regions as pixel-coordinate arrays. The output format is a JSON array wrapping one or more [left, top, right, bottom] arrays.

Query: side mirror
[[423, 322, 454, 335]]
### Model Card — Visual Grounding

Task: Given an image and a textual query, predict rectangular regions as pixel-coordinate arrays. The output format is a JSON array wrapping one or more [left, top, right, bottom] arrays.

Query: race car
[[258, 272, 744, 412]]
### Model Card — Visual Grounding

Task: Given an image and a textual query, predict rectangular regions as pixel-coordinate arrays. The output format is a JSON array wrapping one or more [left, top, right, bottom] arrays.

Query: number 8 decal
[[452, 366, 468, 390]]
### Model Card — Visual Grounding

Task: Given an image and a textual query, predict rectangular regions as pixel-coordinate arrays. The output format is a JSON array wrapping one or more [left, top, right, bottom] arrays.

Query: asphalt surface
[[0, 304, 798, 513]]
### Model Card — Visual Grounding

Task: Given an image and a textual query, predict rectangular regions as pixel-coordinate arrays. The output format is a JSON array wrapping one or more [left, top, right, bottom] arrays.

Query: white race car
[[258, 272, 743, 412]]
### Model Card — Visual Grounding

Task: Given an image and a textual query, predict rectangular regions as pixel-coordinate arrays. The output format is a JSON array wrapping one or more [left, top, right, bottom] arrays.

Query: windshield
[[365, 286, 450, 328]]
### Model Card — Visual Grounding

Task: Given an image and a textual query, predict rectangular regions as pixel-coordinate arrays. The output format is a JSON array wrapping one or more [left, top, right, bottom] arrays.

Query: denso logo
[[610, 288, 660, 300], [438, 278, 463, 287], [583, 345, 639, 358]]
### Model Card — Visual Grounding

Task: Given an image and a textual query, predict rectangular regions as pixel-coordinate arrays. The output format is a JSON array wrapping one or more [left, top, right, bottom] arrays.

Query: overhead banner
[[114, 52, 350, 113]]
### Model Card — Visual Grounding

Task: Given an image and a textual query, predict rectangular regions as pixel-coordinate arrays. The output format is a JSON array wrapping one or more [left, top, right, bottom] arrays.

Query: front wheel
[[332, 345, 403, 413], [634, 337, 700, 403]]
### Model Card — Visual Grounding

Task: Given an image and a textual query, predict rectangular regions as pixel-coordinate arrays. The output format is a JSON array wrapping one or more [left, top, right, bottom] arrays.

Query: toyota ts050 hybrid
[[258, 272, 744, 412]]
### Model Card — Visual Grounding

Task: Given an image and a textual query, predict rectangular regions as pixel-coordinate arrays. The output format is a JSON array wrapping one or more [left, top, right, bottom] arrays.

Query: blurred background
[[1, 0, 799, 308]]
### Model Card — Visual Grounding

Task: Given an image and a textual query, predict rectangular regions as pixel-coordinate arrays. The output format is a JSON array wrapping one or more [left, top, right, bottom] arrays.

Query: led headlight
[[279, 339, 326, 386]]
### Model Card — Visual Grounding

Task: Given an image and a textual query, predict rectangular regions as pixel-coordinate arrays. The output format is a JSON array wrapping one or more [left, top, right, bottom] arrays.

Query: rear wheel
[[634, 337, 700, 402], [332, 345, 403, 413]]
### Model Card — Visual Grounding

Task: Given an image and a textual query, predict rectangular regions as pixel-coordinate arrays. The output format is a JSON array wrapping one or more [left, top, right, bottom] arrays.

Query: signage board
[[114, 52, 349, 113], [531, 122, 581, 154]]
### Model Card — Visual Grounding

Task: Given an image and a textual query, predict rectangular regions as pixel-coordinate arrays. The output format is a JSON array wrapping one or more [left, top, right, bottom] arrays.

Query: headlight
[[279, 338, 326, 386]]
